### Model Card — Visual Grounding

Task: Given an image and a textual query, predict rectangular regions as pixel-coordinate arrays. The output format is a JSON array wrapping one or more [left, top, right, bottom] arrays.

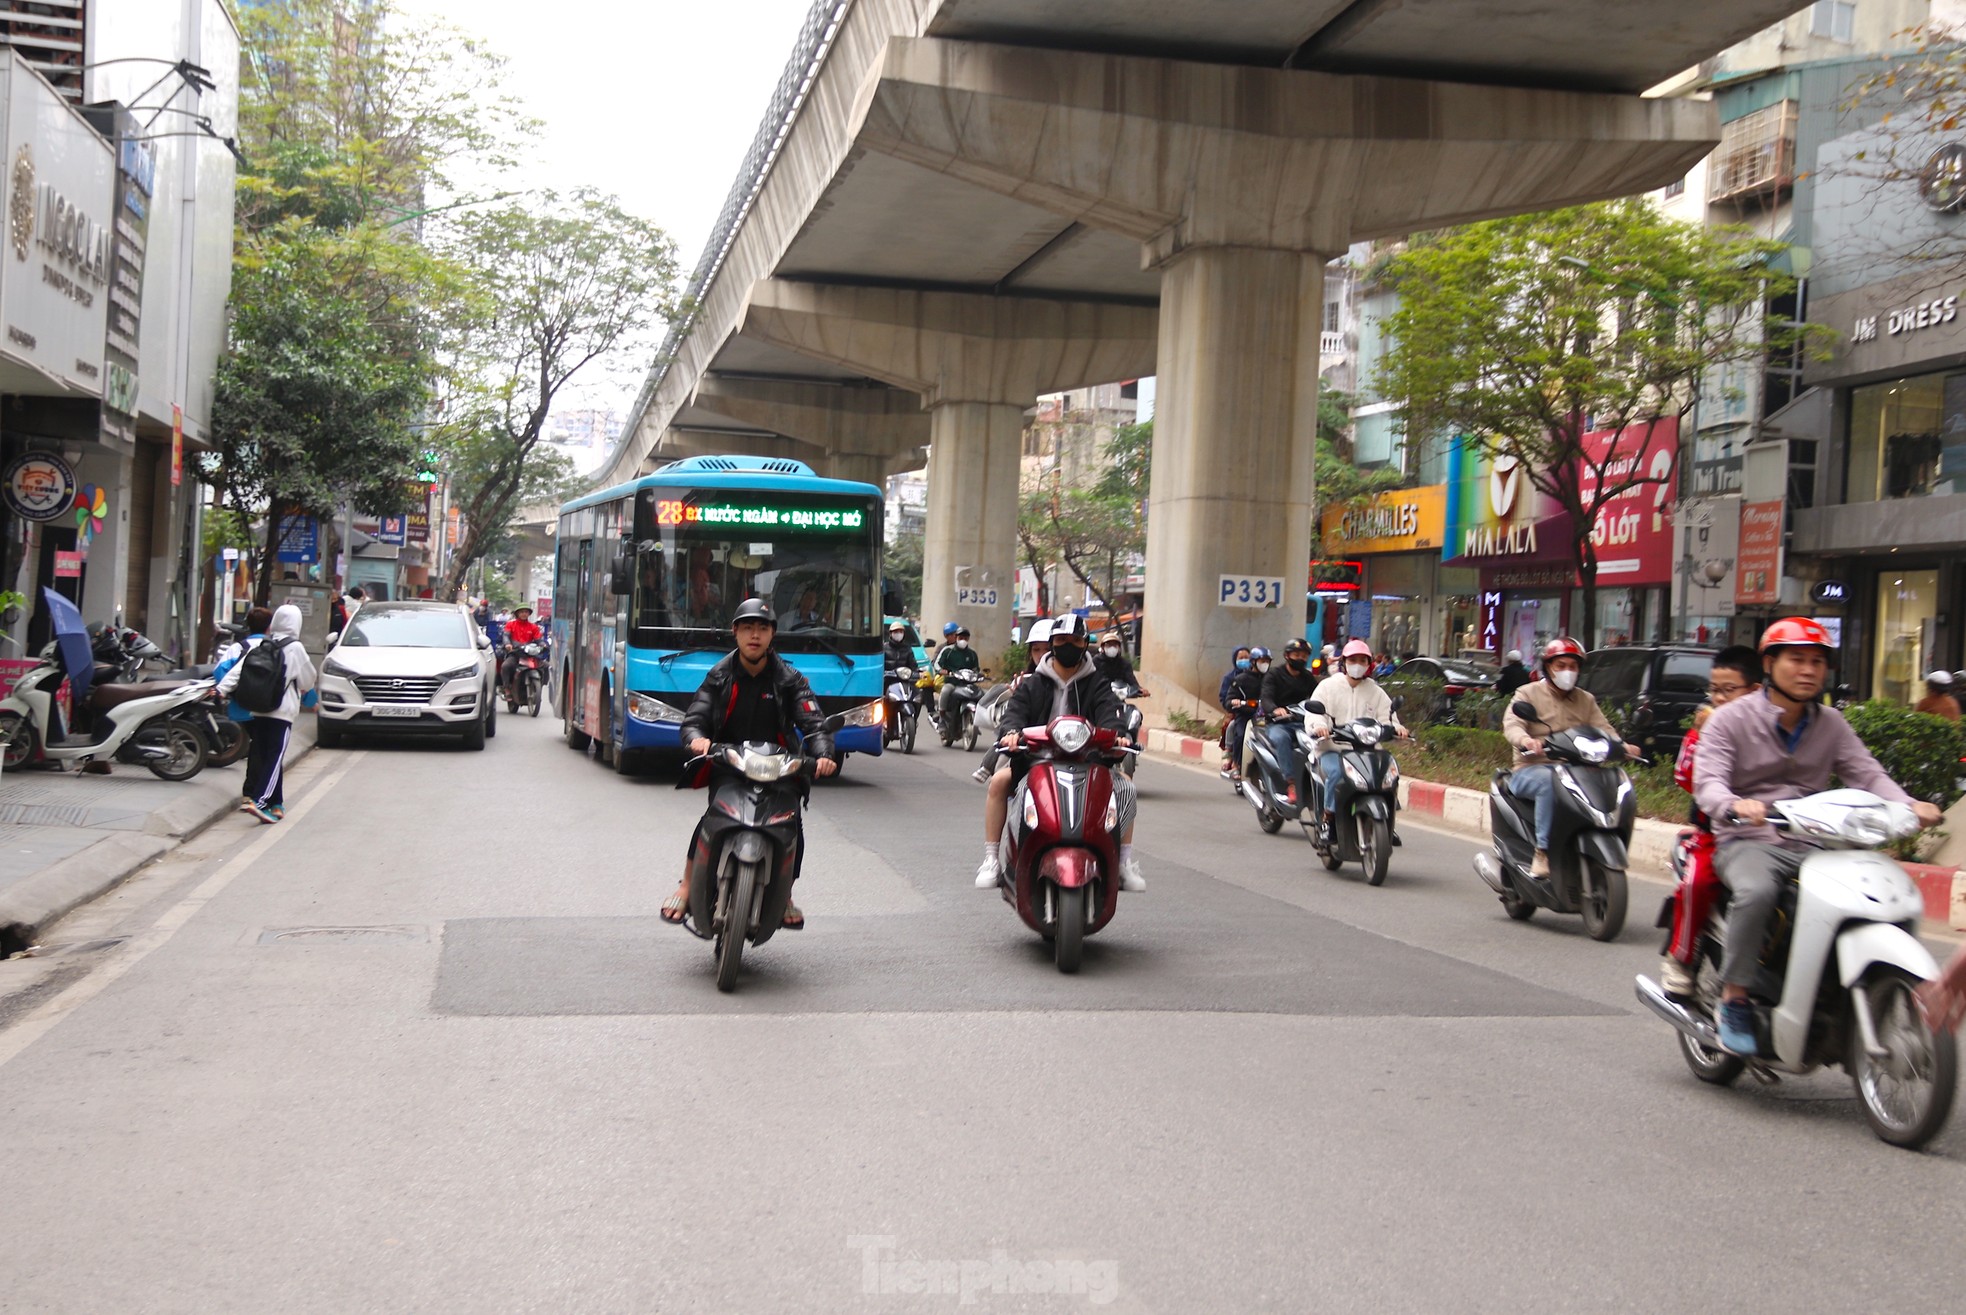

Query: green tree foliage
[[1377, 199, 1819, 645], [883, 528, 924, 618]]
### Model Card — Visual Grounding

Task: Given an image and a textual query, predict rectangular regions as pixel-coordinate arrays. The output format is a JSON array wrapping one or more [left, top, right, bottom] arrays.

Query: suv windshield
[[341, 608, 473, 649]]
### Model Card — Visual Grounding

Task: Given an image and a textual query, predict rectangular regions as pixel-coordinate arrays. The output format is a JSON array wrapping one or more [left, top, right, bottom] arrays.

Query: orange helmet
[[1758, 617, 1833, 655], [1540, 637, 1585, 668]]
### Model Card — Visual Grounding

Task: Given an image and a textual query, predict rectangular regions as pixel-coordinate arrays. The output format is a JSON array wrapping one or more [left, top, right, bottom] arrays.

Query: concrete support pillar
[[822, 452, 890, 487], [920, 401, 1025, 656], [1144, 249, 1322, 702]]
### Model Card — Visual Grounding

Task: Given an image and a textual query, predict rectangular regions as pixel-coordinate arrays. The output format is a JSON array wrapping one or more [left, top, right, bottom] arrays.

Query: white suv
[[315, 601, 497, 749]]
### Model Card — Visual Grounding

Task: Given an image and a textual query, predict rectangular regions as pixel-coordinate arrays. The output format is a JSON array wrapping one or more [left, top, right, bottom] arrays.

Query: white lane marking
[[0, 752, 366, 1071]]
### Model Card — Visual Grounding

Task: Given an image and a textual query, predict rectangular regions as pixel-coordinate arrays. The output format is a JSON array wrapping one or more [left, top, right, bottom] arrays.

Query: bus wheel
[[563, 668, 590, 750]]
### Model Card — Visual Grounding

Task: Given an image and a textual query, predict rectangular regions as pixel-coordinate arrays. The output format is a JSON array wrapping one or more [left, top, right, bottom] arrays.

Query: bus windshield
[[629, 487, 880, 646]]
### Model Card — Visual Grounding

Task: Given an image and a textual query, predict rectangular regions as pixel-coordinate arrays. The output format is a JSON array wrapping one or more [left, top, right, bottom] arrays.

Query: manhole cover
[[258, 925, 428, 946]]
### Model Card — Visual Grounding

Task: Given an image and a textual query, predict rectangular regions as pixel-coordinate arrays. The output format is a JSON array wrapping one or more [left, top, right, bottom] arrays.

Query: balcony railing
[[1710, 101, 1797, 203], [1320, 330, 1346, 357]]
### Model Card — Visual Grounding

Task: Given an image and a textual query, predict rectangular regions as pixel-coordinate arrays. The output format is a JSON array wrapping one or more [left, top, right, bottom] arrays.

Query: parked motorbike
[[1301, 697, 1403, 886], [130, 626, 246, 768], [1473, 700, 1636, 940], [1636, 790, 1956, 1149], [939, 670, 987, 750], [505, 640, 548, 717], [1109, 681, 1149, 778], [680, 717, 842, 993], [884, 665, 923, 754], [987, 715, 1132, 973], [0, 640, 213, 780]]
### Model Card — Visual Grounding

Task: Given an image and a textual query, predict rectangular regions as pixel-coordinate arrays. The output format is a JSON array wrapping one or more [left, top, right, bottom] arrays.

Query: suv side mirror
[[325, 631, 340, 648]]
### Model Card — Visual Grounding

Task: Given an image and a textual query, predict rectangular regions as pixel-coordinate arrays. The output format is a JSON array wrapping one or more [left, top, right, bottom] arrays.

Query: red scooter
[[991, 714, 1130, 973]]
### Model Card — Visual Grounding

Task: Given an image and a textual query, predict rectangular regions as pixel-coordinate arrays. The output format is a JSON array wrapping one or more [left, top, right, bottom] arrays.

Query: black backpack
[[234, 636, 293, 714]]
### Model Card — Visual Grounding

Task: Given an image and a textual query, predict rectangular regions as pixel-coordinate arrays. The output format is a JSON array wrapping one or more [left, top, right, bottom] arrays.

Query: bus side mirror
[[608, 553, 632, 594]]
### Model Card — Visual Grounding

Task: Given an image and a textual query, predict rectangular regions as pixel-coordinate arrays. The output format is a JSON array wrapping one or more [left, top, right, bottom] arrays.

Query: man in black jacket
[[661, 599, 838, 930], [1260, 637, 1321, 789], [973, 615, 1146, 892], [882, 622, 915, 671]]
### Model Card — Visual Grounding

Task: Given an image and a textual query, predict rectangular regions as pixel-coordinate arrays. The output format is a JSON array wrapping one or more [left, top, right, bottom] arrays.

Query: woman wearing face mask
[[1240, 647, 1275, 775], [1306, 639, 1410, 846], [1500, 637, 1637, 878], [1218, 646, 1255, 780], [1093, 629, 1139, 689]]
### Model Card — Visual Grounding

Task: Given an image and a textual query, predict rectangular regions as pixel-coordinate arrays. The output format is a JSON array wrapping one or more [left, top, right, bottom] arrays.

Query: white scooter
[[1635, 789, 1957, 1149], [0, 641, 214, 780]]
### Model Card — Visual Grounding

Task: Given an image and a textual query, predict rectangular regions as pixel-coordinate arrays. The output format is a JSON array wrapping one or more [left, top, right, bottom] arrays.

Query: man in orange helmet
[[1692, 617, 1941, 1057]]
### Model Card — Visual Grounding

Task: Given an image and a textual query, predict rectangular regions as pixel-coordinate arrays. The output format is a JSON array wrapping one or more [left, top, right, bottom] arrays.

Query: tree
[[1311, 388, 1404, 551], [437, 190, 681, 598], [1376, 199, 1816, 645], [1838, 23, 1966, 276], [883, 528, 924, 618]]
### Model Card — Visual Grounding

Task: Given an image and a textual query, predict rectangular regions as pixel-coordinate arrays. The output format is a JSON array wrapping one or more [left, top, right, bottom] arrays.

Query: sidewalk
[[0, 718, 318, 953], [1141, 726, 1966, 933]]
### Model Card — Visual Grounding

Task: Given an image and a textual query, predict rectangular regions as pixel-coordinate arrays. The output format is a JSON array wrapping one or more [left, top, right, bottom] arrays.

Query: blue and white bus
[[553, 455, 888, 766]]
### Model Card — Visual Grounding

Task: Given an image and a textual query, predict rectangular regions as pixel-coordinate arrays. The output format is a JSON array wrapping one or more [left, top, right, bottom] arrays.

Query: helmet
[[1757, 617, 1833, 656], [1250, 646, 1272, 661], [1026, 619, 1053, 645], [1342, 639, 1374, 661], [1539, 637, 1586, 668], [731, 598, 776, 629], [943, 621, 960, 637], [1505, 649, 1522, 663], [1049, 614, 1090, 644], [1928, 670, 1955, 687], [1283, 637, 1311, 656], [888, 621, 905, 634]]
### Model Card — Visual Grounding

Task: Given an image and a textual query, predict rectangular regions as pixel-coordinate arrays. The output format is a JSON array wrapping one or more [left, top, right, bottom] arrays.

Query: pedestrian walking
[[217, 603, 316, 824]]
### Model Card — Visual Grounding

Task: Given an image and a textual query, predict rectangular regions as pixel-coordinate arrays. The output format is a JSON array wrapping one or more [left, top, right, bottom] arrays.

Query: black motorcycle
[[680, 719, 841, 992], [505, 639, 549, 716], [1239, 705, 1311, 834], [1301, 698, 1403, 886], [939, 670, 986, 749], [1109, 681, 1149, 778], [1473, 700, 1638, 940], [884, 663, 923, 754]]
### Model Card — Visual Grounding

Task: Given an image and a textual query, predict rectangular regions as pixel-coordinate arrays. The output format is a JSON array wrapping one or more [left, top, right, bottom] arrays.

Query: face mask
[[956, 639, 969, 649], [1286, 656, 1306, 670], [1102, 645, 1121, 658], [1235, 658, 1251, 670], [1346, 662, 1369, 680], [1551, 669, 1579, 692], [1052, 644, 1084, 669], [1255, 661, 1271, 674]]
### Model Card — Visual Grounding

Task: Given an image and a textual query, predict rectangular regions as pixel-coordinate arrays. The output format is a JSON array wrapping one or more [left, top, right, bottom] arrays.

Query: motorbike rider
[[1915, 670, 1961, 721], [1239, 647, 1276, 776], [1691, 618, 1940, 1057], [1094, 629, 1139, 688], [883, 622, 915, 671], [1217, 646, 1255, 781], [974, 614, 1145, 893], [1308, 639, 1410, 846], [935, 622, 983, 726], [1500, 638, 1638, 879], [662, 599, 839, 931], [1496, 649, 1531, 697], [498, 606, 544, 699], [1258, 638, 1322, 796]]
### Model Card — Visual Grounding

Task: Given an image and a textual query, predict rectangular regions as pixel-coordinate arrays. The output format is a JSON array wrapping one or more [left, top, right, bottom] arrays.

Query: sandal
[[660, 887, 689, 925], [780, 901, 805, 931]]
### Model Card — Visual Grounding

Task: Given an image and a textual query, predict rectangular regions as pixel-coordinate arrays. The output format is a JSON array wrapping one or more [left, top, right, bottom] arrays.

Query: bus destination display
[[650, 497, 866, 533]]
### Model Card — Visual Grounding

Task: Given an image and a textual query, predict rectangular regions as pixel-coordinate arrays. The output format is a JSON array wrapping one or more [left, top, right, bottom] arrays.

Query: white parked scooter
[[0, 642, 214, 780], [1636, 789, 1957, 1149]]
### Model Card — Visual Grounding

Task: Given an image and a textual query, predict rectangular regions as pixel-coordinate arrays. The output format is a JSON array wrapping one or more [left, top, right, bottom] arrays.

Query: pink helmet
[[1342, 639, 1374, 661]]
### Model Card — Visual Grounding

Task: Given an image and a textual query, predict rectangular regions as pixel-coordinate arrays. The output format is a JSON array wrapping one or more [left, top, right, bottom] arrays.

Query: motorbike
[[1472, 700, 1636, 941], [1635, 790, 1957, 1149], [972, 677, 1013, 750], [884, 664, 923, 754], [1109, 681, 1149, 778], [505, 639, 549, 717], [680, 717, 842, 993], [1301, 697, 1403, 886], [939, 670, 987, 750], [133, 626, 247, 768], [0, 639, 214, 780], [1239, 705, 1310, 835], [987, 714, 1132, 974]]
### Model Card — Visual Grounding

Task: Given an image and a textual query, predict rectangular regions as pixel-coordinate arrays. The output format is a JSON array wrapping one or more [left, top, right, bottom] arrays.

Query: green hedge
[[1842, 700, 1966, 809]]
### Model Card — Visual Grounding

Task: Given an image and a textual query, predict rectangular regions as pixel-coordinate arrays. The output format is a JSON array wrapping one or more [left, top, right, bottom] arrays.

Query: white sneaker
[[1118, 855, 1146, 892], [1660, 956, 1695, 999], [974, 856, 1000, 889]]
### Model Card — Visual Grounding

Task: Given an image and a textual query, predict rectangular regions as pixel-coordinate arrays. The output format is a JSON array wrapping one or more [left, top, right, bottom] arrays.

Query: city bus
[[553, 455, 889, 767]]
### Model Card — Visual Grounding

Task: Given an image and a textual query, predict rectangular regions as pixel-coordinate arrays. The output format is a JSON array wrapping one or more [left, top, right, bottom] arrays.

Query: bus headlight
[[840, 698, 884, 728], [628, 693, 686, 723]]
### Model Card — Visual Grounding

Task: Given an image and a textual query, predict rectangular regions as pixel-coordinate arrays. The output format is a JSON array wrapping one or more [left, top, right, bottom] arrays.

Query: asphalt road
[[1, 710, 1962, 1312]]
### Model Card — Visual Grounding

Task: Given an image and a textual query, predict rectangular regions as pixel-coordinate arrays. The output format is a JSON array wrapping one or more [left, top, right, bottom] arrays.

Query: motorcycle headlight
[[1022, 790, 1040, 829], [840, 698, 884, 728], [1352, 723, 1382, 746], [896, 667, 914, 680], [1344, 760, 1371, 790], [435, 664, 479, 683], [1051, 718, 1093, 755], [1104, 794, 1119, 832], [322, 658, 357, 679], [741, 750, 788, 783], [628, 693, 687, 723], [1574, 736, 1610, 764]]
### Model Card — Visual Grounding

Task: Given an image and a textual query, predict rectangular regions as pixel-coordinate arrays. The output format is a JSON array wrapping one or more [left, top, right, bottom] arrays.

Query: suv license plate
[[370, 705, 426, 718]]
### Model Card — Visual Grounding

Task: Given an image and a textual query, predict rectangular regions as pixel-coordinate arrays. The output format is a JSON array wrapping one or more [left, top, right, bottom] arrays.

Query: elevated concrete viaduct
[[517, 0, 1813, 704]]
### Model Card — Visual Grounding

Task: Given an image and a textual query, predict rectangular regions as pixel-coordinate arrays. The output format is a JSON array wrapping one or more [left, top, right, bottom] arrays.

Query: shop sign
[[0, 657, 35, 698], [1811, 579, 1850, 604], [101, 114, 151, 450], [1443, 439, 1572, 566], [1320, 485, 1447, 555], [1478, 589, 1503, 653], [376, 514, 407, 546], [2, 450, 76, 520], [1736, 499, 1784, 605], [52, 549, 81, 578], [276, 514, 319, 564], [1577, 418, 1677, 586], [1853, 293, 1959, 344]]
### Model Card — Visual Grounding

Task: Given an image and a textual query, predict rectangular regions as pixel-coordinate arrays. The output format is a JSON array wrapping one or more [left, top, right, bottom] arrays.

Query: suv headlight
[[322, 658, 357, 679], [435, 664, 478, 683], [628, 693, 687, 723], [840, 698, 884, 728]]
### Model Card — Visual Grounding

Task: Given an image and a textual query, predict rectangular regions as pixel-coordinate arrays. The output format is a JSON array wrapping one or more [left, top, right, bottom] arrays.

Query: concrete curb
[[0, 719, 318, 952], [1143, 727, 1966, 931]]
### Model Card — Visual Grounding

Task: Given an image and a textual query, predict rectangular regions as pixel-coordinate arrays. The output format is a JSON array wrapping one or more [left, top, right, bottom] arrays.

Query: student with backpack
[[217, 603, 316, 823]]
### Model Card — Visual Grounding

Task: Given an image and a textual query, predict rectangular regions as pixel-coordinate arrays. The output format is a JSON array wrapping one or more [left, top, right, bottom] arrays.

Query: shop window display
[[1847, 374, 1966, 502], [1873, 570, 1938, 706]]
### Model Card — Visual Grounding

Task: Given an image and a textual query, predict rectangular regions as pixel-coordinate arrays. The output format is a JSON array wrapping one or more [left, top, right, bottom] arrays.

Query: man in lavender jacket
[[1693, 617, 1941, 1057]]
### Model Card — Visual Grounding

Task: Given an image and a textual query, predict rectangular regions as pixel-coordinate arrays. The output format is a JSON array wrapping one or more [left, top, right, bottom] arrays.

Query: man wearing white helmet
[[1916, 670, 1961, 721]]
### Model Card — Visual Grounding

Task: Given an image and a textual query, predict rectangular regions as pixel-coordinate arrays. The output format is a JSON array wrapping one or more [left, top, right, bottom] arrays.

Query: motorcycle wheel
[[1501, 888, 1537, 921], [1054, 884, 1086, 974], [1579, 858, 1628, 941], [207, 717, 249, 768], [1258, 802, 1284, 835], [140, 721, 207, 781], [901, 713, 916, 755], [715, 859, 759, 994], [0, 710, 36, 770], [1677, 1028, 1745, 1087], [528, 678, 542, 717], [1360, 815, 1391, 887], [962, 710, 978, 752], [1849, 966, 1958, 1149]]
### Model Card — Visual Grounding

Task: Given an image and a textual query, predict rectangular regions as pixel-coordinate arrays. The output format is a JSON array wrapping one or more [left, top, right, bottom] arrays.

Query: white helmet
[[1027, 618, 1054, 645], [1927, 670, 1954, 687], [1506, 649, 1522, 663]]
